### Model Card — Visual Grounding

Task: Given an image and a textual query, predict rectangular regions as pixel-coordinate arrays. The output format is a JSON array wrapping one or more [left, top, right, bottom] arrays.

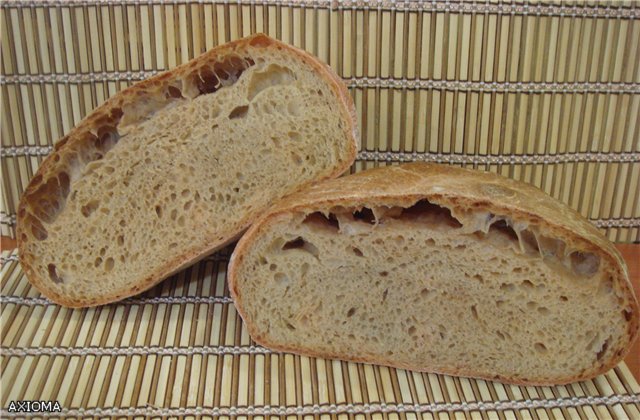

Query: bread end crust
[[228, 163, 639, 385], [17, 33, 358, 307]]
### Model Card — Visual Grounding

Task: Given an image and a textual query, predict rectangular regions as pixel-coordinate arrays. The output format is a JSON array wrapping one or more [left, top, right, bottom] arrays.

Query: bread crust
[[17, 34, 358, 307], [229, 162, 639, 385]]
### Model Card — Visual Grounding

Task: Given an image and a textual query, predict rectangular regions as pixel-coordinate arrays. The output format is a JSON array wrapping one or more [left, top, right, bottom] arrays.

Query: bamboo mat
[[1, 1, 640, 242], [1, 2, 640, 416], [1, 249, 639, 419]]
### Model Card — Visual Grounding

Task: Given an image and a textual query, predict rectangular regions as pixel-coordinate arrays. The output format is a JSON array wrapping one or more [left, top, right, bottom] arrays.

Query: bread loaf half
[[229, 163, 639, 385], [17, 34, 358, 307]]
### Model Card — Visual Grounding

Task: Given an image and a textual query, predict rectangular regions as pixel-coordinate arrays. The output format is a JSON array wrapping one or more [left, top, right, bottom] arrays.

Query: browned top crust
[[241, 163, 627, 270], [17, 34, 358, 307]]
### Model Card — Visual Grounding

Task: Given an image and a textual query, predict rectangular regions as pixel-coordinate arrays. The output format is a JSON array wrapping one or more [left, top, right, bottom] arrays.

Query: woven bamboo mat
[[2, 1, 640, 243], [1, 249, 639, 419]]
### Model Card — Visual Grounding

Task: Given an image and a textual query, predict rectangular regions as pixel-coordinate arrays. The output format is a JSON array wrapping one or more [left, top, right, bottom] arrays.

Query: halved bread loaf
[[229, 163, 639, 385], [17, 34, 358, 307]]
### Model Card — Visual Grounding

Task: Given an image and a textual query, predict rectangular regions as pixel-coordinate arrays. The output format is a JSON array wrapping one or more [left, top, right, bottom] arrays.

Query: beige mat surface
[[2, 1, 640, 243], [2, 2, 640, 417], [1, 249, 639, 419]]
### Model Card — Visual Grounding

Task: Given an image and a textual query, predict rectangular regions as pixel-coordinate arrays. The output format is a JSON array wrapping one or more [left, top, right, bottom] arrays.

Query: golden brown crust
[[229, 162, 639, 385], [17, 34, 358, 308]]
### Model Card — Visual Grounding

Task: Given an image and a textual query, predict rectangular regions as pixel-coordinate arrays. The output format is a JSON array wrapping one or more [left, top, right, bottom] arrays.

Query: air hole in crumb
[[282, 236, 319, 258], [471, 305, 479, 320], [623, 310, 633, 321], [290, 151, 303, 165], [570, 251, 600, 277], [400, 199, 462, 228], [247, 64, 295, 100], [537, 307, 549, 315], [285, 321, 296, 331], [31, 219, 48, 240], [408, 326, 416, 335], [195, 66, 220, 94], [500, 283, 516, 292], [94, 257, 102, 268], [167, 85, 183, 98], [488, 219, 519, 246], [283, 237, 305, 250], [534, 343, 548, 353], [347, 307, 356, 317], [351, 246, 364, 257], [420, 288, 430, 298], [382, 288, 388, 302], [353, 207, 376, 224], [274, 272, 288, 284], [47, 263, 63, 284], [104, 258, 114, 272], [117, 235, 124, 246], [303, 212, 339, 232], [379, 271, 388, 277], [155, 206, 162, 218], [229, 105, 249, 119], [560, 295, 568, 301], [538, 235, 566, 259], [521, 280, 534, 289], [596, 339, 610, 361], [598, 278, 614, 296], [81, 200, 100, 217], [288, 131, 301, 141], [520, 229, 540, 254]]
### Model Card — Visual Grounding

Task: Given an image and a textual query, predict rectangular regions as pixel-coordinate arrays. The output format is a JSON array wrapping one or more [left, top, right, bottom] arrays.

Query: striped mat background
[[1, 249, 639, 419], [2, 1, 640, 418], [1, 0, 640, 242]]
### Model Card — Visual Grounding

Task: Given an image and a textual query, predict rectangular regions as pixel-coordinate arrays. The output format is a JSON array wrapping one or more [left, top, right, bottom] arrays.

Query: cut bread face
[[17, 34, 358, 307], [229, 163, 639, 385]]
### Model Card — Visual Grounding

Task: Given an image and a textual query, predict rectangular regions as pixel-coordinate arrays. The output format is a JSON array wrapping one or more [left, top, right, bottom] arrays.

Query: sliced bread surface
[[17, 34, 358, 307], [229, 163, 639, 385]]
